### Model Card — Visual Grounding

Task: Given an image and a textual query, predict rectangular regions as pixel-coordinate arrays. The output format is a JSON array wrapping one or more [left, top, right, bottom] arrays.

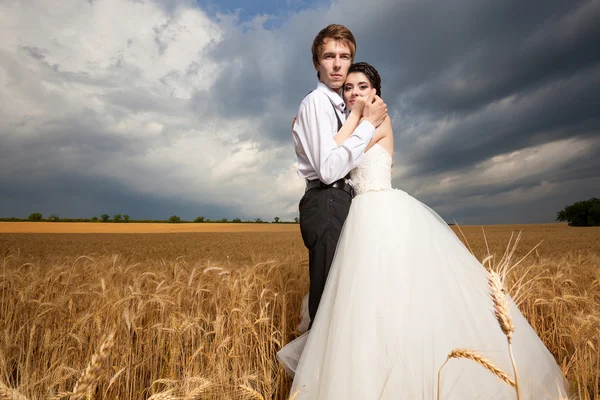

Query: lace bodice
[[350, 143, 392, 195]]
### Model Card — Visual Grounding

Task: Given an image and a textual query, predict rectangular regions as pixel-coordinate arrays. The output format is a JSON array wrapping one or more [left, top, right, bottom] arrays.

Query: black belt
[[306, 178, 354, 196]]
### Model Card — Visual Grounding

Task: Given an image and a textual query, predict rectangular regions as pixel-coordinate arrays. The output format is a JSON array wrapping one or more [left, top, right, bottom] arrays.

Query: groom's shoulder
[[299, 88, 328, 109]]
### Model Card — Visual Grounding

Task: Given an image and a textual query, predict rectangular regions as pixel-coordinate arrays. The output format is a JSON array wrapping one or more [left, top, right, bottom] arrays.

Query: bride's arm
[[332, 92, 370, 146], [366, 116, 393, 151], [332, 108, 362, 146]]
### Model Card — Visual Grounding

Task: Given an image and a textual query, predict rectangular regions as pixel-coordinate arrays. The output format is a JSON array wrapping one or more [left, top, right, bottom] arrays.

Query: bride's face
[[343, 72, 372, 111]]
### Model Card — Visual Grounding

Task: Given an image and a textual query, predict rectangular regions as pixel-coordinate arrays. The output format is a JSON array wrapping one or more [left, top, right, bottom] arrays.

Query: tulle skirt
[[277, 189, 566, 399]]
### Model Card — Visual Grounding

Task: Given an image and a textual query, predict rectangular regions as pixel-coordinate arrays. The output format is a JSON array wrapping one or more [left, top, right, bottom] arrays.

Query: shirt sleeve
[[294, 93, 375, 184]]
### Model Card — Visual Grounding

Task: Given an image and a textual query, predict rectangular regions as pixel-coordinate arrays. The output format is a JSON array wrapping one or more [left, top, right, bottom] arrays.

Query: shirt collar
[[316, 82, 346, 113]]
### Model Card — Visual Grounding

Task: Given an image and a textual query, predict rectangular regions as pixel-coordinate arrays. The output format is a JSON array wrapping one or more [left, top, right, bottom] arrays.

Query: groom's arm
[[295, 93, 375, 185]]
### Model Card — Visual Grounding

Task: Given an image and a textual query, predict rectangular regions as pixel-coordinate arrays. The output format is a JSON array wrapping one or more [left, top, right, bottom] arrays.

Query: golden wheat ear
[[488, 271, 515, 342], [237, 383, 265, 399], [70, 332, 115, 400], [448, 348, 515, 386], [437, 348, 515, 400], [146, 389, 179, 400], [487, 270, 521, 399]]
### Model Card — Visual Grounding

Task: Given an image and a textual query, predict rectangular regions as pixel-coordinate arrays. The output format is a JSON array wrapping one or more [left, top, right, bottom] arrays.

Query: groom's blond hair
[[312, 24, 356, 69]]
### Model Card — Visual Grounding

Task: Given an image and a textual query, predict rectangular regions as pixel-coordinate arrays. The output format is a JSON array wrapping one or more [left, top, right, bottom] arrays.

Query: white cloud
[[0, 0, 308, 219]]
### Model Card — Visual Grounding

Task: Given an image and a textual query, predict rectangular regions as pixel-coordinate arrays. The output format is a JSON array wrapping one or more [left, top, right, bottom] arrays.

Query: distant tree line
[[0, 213, 300, 224], [556, 198, 600, 227], [7, 199, 599, 226]]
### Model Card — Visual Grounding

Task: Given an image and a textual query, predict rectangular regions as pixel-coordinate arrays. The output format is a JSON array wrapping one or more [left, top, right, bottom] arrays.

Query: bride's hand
[[349, 95, 367, 118], [292, 115, 297, 130]]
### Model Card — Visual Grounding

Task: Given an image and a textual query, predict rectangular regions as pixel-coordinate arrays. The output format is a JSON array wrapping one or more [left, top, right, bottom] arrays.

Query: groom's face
[[315, 39, 352, 90]]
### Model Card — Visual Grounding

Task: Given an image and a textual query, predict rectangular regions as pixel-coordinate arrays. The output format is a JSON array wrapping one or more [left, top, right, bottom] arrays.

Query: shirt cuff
[[355, 120, 376, 142]]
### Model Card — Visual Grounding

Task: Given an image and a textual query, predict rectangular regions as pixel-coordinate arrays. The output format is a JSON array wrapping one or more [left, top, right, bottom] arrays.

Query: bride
[[277, 62, 567, 399]]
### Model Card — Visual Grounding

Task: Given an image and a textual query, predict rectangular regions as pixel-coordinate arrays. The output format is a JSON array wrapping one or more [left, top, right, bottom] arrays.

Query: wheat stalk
[[71, 332, 115, 399], [0, 381, 28, 400], [288, 390, 300, 400], [3, 229, 594, 399], [437, 348, 515, 399]]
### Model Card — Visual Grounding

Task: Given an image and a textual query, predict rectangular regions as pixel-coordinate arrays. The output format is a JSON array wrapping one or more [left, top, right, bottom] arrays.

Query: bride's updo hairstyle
[[347, 62, 382, 97]]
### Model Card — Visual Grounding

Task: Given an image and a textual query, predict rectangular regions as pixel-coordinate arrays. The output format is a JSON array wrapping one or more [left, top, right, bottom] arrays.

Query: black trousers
[[299, 186, 352, 329]]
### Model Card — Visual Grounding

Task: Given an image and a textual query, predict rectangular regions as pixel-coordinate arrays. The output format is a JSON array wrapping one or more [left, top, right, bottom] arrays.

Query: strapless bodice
[[350, 143, 392, 195]]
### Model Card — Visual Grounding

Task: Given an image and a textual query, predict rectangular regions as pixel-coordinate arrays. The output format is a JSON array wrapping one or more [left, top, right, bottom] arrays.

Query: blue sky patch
[[194, 0, 328, 27]]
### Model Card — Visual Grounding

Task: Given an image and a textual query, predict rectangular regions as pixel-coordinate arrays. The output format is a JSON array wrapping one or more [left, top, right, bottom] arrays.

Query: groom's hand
[[363, 88, 387, 128], [351, 96, 367, 117]]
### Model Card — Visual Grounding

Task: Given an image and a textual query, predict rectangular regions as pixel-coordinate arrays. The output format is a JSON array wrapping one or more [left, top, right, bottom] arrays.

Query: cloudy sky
[[1, 0, 598, 224]]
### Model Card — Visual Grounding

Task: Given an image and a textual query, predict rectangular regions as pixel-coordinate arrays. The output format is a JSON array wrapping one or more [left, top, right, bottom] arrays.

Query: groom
[[293, 24, 388, 329]]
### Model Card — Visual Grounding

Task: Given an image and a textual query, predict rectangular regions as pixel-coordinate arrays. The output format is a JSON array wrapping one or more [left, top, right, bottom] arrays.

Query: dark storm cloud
[[409, 1, 600, 115], [193, 0, 600, 159], [0, 174, 238, 221], [439, 171, 600, 225], [403, 67, 600, 176], [0, 114, 128, 182], [22, 46, 47, 62], [349, 0, 599, 99], [188, 10, 323, 143], [189, 24, 289, 135], [335, 0, 600, 180]]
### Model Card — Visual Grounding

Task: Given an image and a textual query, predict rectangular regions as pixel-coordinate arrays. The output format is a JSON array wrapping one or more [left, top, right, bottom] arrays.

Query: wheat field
[[0, 223, 599, 399]]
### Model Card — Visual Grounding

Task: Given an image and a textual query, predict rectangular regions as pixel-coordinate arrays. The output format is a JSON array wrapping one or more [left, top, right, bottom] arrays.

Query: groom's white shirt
[[293, 82, 375, 185]]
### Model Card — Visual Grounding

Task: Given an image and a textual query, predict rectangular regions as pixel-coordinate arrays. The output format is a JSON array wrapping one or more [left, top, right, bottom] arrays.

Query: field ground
[[0, 223, 599, 398], [1, 222, 598, 263]]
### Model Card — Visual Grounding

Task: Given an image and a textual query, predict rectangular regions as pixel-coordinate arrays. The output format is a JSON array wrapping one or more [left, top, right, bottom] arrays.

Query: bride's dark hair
[[347, 62, 382, 97]]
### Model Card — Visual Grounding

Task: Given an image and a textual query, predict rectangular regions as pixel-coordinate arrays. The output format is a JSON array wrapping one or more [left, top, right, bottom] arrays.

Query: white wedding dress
[[277, 143, 567, 399]]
